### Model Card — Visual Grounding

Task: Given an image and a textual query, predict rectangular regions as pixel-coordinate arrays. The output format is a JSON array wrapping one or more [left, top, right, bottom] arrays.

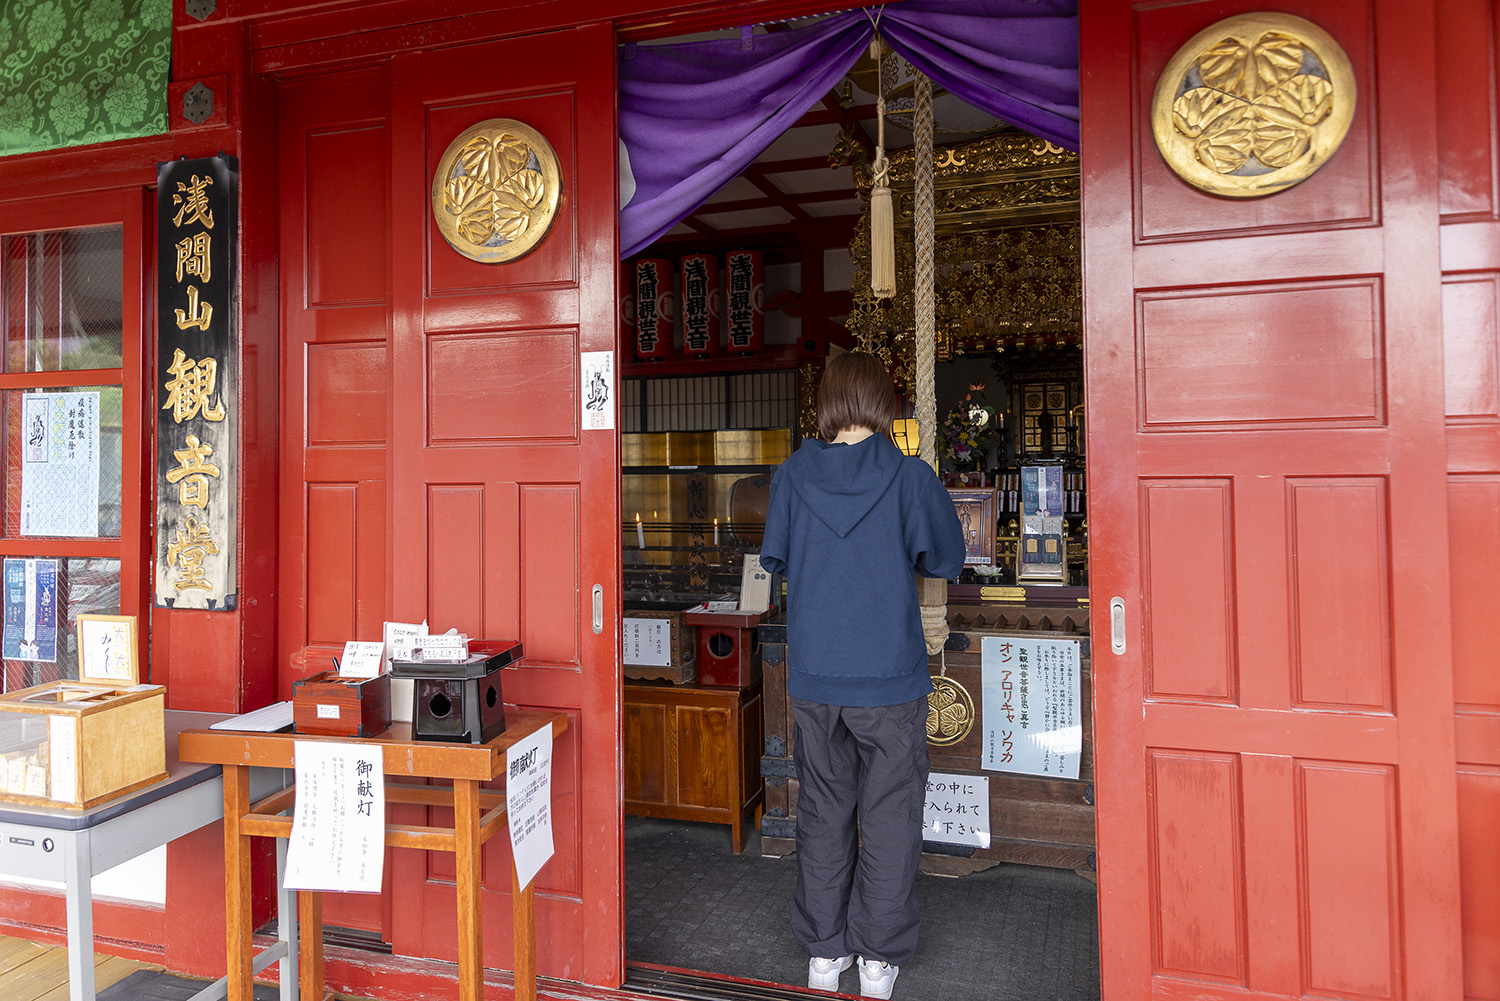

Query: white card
[[339, 640, 385, 678]]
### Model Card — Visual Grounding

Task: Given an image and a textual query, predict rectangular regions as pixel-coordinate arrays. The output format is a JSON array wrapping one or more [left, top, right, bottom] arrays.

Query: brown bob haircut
[[817, 351, 897, 440]]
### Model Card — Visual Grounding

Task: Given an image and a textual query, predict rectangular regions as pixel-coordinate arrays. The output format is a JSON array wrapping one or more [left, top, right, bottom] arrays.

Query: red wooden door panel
[[384, 26, 622, 987], [278, 65, 396, 942], [1082, 4, 1465, 1001], [1435, 3, 1500, 1000]]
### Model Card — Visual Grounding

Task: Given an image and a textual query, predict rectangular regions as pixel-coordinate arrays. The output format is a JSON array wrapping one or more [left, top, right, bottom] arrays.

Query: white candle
[[636, 513, 645, 550], [714, 518, 719, 546]]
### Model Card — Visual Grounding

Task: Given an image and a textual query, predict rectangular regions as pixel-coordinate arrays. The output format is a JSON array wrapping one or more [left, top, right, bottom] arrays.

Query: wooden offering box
[[0, 681, 166, 809], [683, 606, 767, 687], [390, 640, 520, 744], [292, 671, 391, 737]]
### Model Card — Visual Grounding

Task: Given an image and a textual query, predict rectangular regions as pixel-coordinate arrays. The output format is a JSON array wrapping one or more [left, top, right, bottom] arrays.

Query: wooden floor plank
[[0, 936, 49, 977], [0, 939, 155, 1001]]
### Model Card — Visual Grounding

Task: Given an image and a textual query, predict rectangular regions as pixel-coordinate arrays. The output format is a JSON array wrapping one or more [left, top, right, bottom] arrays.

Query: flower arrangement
[[940, 383, 1000, 471]]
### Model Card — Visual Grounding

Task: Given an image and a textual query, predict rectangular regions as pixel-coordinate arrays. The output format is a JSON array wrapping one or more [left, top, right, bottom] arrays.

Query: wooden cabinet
[[623, 680, 764, 853]]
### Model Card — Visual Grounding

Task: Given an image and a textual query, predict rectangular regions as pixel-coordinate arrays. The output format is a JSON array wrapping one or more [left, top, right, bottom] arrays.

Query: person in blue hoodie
[[759, 351, 965, 1000]]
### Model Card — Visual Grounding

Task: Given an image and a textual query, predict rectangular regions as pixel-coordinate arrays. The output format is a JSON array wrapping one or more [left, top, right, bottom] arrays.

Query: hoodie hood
[[780, 434, 905, 538]]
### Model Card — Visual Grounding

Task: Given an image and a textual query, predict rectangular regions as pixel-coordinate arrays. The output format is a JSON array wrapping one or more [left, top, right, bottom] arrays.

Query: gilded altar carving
[[839, 130, 1081, 393], [1150, 13, 1356, 197], [431, 118, 561, 263]]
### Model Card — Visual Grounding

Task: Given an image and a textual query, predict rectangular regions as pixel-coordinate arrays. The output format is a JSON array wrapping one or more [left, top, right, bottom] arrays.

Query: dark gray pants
[[790, 695, 929, 967]]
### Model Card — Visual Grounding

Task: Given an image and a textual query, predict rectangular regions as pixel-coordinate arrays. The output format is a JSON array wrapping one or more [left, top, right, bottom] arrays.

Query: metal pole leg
[[63, 830, 95, 1001]]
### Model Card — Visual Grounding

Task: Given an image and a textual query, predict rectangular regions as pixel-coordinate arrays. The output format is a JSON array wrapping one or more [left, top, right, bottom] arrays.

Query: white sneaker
[[808, 955, 853, 991], [858, 956, 899, 999]]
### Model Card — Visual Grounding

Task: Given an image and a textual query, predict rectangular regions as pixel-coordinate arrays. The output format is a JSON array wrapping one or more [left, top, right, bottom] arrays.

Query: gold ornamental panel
[[1151, 13, 1356, 198], [431, 118, 561, 263], [927, 676, 975, 747]]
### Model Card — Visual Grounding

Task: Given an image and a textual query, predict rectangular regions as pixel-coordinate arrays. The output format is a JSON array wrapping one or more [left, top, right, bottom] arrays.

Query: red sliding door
[[279, 24, 622, 987], [1081, 3, 1465, 1001]]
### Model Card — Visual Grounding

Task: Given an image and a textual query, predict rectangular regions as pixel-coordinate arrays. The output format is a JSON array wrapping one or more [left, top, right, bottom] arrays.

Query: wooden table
[[178, 711, 567, 1001]]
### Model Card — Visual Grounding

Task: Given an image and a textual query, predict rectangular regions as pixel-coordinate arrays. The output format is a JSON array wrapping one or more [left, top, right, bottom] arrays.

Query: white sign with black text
[[923, 771, 990, 848], [506, 723, 555, 891], [623, 617, 671, 667], [580, 350, 614, 431], [284, 741, 386, 893], [980, 636, 1083, 779]]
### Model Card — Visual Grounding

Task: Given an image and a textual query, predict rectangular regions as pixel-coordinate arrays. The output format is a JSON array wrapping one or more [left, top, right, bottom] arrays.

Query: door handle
[[1110, 596, 1126, 655], [592, 584, 603, 635]]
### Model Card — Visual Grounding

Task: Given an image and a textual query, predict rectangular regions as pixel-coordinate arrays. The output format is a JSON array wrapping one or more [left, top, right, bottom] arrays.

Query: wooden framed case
[[0, 613, 163, 808]]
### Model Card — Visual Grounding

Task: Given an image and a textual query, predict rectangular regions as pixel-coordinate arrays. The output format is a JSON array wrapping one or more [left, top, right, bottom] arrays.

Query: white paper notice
[[980, 636, 1083, 779], [284, 741, 385, 893], [339, 641, 385, 679], [506, 724, 554, 891], [623, 618, 671, 667], [20, 391, 100, 538], [48, 715, 76, 803], [580, 350, 615, 431], [923, 772, 990, 848]]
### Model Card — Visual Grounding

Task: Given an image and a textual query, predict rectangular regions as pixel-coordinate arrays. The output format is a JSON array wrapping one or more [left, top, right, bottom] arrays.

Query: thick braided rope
[[914, 72, 936, 473], [913, 71, 949, 654]]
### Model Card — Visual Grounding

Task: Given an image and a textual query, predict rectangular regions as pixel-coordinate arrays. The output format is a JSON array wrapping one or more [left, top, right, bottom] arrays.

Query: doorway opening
[[614, 14, 1099, 1000]]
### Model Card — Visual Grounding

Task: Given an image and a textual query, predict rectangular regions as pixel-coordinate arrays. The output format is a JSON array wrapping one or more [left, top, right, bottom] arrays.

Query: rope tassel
[[870, 37, 895, 299]]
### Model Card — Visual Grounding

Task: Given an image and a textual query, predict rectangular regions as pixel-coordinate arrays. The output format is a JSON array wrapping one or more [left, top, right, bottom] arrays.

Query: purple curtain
[[618, 0, 1078, 258]]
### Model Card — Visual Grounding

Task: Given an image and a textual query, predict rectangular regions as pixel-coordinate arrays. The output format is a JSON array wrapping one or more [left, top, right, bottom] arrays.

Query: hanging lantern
[[680, 254, 720, 357], [725, 250, 765, 354], [634, 258, 674, 360]]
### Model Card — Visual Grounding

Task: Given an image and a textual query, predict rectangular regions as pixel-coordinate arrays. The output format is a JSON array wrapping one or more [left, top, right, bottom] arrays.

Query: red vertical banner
[[634, 258, 673, 359], [725, 249, 764, 354], [680, 253, 720, 356]]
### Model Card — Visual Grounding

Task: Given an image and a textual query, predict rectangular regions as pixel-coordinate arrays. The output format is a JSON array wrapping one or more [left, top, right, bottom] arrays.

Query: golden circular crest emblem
[[1150, 13, 1356, 198], [431, 118, 561, 263], [927, 676, 975, 747]]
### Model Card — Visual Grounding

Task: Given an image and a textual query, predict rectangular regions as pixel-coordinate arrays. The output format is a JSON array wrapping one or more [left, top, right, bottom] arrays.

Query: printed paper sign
[[339, 641, 385, 678], [923, 772, 990, 848], [20, 392, 100, 538], [739, 552, 771, 612], [2, 558, 58, 663], [580, 350, 614, 431], [506, 723, 555, 891], [981, 636, 1083, 779], [384, 620, 426, 723], [284, 741, 386, 893], [623, 618, 671, 667]]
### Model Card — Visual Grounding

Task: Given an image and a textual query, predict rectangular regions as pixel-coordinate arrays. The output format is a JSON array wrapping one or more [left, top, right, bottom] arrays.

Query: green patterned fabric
[[0, 0, 171, 156]]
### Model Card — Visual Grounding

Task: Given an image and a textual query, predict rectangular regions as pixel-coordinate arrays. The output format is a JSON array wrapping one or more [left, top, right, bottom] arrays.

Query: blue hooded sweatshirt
[[759, 433, 965, 707]]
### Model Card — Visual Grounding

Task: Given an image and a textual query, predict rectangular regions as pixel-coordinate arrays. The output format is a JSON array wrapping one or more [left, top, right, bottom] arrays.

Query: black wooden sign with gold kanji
[[155, 156, 238, 609]]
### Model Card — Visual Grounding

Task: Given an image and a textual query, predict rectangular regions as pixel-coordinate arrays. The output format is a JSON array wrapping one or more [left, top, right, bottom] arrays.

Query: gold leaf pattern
[[1196, 38, 1249, 95], [1259, 73, 1333, 125], [1180, 30, 1334, 176], [443, 134, 548, 248], [1194, 106, 1254, 173], [1249, 113, 1309, 168], [1173, 87, 1244, 138], [1249, 32, 1304, 96]]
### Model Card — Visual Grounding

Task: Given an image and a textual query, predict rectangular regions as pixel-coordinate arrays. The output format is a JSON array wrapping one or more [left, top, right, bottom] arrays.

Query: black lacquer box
[[389, 640, 522, 744]]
